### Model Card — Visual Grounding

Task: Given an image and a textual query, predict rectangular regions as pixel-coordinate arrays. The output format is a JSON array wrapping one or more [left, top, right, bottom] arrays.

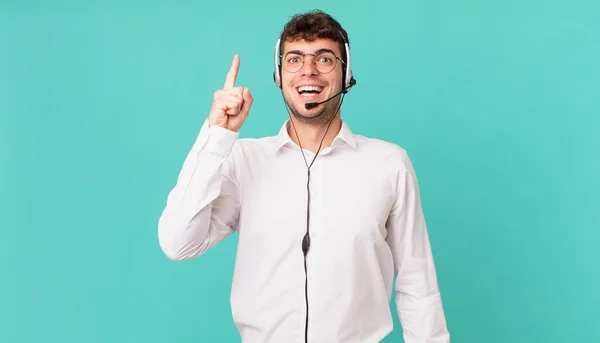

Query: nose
[[300, 55, 319, 77]]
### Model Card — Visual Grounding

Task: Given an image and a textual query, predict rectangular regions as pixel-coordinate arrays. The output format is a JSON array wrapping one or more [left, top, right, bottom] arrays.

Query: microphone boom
[[304, 79, 356, 110]]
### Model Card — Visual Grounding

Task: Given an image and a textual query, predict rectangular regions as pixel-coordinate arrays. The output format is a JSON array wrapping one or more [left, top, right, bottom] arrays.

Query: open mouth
[[297, 85, 323, 98]]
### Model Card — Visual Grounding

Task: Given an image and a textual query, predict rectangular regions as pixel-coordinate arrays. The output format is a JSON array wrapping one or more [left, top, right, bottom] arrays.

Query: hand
[[208, 55, 254, 132]]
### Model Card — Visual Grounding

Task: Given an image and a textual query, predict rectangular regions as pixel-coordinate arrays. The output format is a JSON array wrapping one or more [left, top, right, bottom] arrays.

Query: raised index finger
[[224, 54, 240, 89]]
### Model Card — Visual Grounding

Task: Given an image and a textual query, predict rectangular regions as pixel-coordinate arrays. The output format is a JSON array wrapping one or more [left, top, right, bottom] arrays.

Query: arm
[[157, 120, 241, 261], [385, 151, 450, 342]]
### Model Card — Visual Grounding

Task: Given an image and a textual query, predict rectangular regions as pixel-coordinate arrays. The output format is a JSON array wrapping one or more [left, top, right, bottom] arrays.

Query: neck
[[287, 115, 342, 154]]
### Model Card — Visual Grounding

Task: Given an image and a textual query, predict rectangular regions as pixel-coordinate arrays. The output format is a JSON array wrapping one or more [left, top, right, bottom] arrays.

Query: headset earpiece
[[273, 38, 282, 88], [342, 42, 353, 93]]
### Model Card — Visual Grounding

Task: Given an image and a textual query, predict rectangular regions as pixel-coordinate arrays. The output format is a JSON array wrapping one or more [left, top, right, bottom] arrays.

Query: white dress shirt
[[158, 119, 450, 343]]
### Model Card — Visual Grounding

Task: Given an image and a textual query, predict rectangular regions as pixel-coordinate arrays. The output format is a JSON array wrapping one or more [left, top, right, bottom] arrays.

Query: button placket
[[306, 158, 323, 292]]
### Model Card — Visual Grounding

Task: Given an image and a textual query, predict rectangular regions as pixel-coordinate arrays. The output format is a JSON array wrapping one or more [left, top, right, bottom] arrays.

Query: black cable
[[283, 94, 346, 343]]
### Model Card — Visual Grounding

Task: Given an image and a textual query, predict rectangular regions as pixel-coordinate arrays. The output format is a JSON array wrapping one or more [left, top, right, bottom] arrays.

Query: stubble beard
[[284, 92, 341, 127]]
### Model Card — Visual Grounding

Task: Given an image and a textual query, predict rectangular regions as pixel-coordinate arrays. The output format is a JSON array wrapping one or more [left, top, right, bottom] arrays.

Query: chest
[[236, 150, 397, 243]]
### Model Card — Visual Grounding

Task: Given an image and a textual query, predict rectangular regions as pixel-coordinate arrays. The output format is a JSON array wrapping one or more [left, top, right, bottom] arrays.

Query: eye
[[316, 53, 335, 66], [285, 54, 303, 64]]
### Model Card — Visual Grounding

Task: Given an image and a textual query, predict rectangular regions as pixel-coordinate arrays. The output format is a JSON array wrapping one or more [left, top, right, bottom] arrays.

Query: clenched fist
[[208, 55, 254, 132]]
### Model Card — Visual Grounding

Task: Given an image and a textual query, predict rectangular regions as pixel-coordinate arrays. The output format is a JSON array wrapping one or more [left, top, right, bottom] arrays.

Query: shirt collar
[[273, 119, 357, 153]]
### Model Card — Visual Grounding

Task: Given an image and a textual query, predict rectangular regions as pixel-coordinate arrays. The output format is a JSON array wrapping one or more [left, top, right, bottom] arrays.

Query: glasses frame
[[280, 49, 347, 74]]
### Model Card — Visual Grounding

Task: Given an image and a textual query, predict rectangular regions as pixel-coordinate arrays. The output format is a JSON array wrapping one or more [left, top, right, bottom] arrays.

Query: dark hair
[[279, 10, 349, 62]]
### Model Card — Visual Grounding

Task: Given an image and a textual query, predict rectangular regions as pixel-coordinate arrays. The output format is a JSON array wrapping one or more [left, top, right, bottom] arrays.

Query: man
[[158, 10, 450, 343]]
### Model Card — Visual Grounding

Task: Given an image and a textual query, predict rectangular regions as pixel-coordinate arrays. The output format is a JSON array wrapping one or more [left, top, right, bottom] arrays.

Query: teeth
[[298, 85, 322, 92]]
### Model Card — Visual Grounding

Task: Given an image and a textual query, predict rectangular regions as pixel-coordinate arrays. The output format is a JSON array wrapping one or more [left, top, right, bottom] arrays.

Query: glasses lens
[[314, 52, 337, 73], [283, 53, 303, 73]]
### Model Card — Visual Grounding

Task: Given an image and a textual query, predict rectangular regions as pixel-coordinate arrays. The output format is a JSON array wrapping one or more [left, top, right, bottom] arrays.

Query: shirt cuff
[[199, 120, 239, 157]]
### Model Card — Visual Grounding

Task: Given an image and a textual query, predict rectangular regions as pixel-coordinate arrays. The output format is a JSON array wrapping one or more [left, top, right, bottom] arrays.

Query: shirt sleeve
[[385, 151, 450, 342], [157, 119, 241, 261]]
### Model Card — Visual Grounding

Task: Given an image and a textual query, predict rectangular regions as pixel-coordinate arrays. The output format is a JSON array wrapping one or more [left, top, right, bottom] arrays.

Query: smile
[[296, 85, 323, 97]]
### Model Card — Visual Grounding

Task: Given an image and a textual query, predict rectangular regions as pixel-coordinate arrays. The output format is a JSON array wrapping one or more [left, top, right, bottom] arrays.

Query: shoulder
[[233, 135, 278, 151], [228, 134, 280, 162], [353, 133, 412, 169]]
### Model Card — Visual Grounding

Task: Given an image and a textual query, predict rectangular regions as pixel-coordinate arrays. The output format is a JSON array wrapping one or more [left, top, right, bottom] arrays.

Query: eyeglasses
[[281, 50, 345, 74]]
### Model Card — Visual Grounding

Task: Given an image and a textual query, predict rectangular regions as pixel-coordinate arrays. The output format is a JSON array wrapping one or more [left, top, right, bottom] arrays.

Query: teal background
[[1, 1, 599, 342]]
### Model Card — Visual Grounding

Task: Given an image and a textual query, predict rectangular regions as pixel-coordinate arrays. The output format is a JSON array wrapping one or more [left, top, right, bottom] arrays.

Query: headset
[[273, 29, 355, 93]]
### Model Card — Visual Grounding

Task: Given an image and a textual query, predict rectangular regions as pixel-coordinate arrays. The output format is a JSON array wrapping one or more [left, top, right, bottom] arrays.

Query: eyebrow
[[285, 48, 336, 55]]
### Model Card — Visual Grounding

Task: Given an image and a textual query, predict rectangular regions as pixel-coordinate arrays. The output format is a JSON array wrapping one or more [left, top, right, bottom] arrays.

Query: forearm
[[158, 121, 240, 261], [392, 210, 450, 342], [396, 289, 450, 342]]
